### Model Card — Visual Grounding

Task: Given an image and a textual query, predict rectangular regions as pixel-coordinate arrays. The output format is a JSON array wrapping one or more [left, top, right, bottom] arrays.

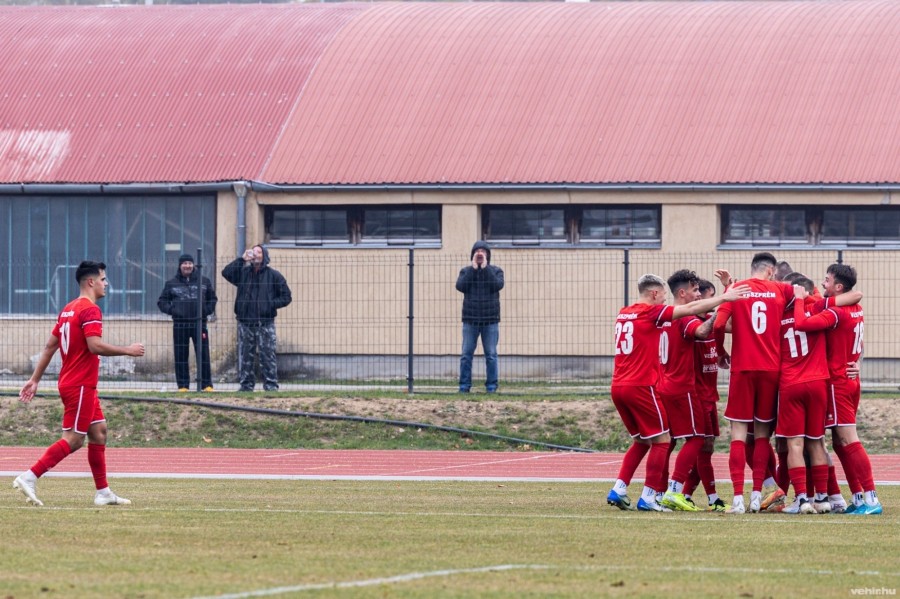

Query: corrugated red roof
[[1, 2, 898, 186]]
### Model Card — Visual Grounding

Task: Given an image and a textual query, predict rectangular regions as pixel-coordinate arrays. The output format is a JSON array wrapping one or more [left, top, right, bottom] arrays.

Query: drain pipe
[[233, 181, 249, 253]]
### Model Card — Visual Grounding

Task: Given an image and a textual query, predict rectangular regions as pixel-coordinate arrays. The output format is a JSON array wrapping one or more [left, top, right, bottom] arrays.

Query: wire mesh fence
[[1, 248, 897, 392]]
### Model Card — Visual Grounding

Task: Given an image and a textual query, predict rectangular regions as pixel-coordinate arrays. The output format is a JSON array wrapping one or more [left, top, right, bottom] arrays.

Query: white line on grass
[[188, 564, 552, 599]]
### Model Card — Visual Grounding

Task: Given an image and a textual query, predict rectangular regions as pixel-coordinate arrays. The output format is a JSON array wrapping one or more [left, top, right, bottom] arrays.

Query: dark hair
[[75, 260, 106, 284], [774, 260, 793, 281], [792, 276, 816, 294], [667, 269, 699, 294], [827, 263, 857, 290], [698, 279, 716, 295], [781, 271, 805, 284], [751, 252, 777, 271]]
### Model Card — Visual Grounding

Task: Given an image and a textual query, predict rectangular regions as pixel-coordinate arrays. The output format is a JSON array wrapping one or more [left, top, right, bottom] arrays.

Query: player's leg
[[482, 323, 499, 393], [173, 322, 191, 390]]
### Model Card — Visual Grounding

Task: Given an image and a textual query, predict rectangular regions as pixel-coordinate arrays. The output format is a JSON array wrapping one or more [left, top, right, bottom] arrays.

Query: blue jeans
[[459, 322, 499, 392]]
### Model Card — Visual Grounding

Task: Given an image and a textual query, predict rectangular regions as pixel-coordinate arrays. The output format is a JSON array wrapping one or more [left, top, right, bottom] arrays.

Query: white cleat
[[94, 490, 131, 506], [749, 496, 762, 513], [726, 497, 746, 514], [13, 475, 44, 507]]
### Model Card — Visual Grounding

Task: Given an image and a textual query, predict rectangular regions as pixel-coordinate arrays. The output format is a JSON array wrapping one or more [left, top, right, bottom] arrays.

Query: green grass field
[[2, 479, 896, 598]]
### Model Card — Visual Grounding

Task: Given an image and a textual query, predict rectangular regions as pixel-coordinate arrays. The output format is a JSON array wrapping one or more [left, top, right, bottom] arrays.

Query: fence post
[[407, 248, 415, 393], [836, 249, 843, 265], [195, 247, 203, 392], [623, 248, 630, 306]]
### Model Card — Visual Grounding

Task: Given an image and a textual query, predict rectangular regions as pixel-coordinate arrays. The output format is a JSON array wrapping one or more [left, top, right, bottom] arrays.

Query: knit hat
[[178, 253, 194, 265]]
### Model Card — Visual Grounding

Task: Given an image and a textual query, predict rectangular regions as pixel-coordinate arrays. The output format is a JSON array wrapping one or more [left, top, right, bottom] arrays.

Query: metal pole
[[837, 249, 844, 265], [623, 248, 630, 306], [195, 248, 204, 392], [407, 248, 414, 394]]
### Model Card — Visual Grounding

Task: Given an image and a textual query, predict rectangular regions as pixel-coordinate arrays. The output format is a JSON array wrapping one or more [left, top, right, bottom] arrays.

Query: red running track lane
[[2, 447, 900, 483]]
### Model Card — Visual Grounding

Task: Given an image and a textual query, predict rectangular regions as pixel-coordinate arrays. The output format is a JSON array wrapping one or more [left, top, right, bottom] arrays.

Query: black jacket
[[157, 269, 217, 323], [456, 240, 504, 324], [222, 245, 292, 325]]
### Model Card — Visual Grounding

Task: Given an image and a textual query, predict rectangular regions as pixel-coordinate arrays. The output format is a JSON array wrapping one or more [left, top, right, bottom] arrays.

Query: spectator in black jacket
[[157, 254, 218, 391], [222, 245, 292, 392], [456, 240, 504, 393]]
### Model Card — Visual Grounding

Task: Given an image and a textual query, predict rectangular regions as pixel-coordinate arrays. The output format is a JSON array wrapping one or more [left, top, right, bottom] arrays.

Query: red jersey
[[657, 314, 703, 396], [796, 297, 864, 382], [779, 297, 829, 387], [612, 302, 675, 386], [694, 317, 719, 402], [714, 278, 794, 372], [52, 296, 103, 388]]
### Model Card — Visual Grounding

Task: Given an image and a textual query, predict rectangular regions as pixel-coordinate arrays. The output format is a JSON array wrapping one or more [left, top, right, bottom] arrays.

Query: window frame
[[265, 205, 442, 249], [721, 205, 900, 248], [482, 204, 662, 248]]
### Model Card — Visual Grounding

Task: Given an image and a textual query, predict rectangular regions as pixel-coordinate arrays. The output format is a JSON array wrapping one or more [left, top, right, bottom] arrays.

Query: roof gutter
[[0, 182, 897, 194], [247, 182, 900, 193]]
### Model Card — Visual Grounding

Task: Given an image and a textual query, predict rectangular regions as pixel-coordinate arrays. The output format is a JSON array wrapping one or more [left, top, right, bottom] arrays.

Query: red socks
[[647, 442, 669, 493], [776, 450, 790, 493], [752, 437, 772, 492], [31, 438, 73, 478], [616, 442, 650, 485], [811, 464, 829, 497], [841, 441, 875, 494], [788, 466, 807, 496], [697, 450, 717, 497], [729, 440, 747, 497], [88, 443, 108, 491], [672, 437, 703, 486], [827, 465, 841, 496]]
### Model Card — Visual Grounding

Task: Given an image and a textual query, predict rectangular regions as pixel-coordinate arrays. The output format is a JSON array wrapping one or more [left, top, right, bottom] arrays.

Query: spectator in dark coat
[[456, 240, 504, 393], [222, 245, 292, 392], [157, 254, 217, 391]]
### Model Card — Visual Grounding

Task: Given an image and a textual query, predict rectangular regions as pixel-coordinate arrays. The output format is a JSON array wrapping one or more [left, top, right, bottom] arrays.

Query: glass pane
[[874, 209, 900, 241], [632, 208, 660, 240], [725, 208, 754, 241], [363, 209, 388, 239], [270, 209, 299, 240], [822, 209, 850, 241], [779, 209, 807, 241], [320, 210, 348, 240], [414, 208, 440, 238], [581, 208, 607, 240], [540, 209, 566, 240]]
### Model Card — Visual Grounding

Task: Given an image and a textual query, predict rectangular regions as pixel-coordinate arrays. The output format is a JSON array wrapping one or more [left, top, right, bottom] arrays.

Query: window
[[483, 205, 660, 247], [722, 205, 900, 247], [266, 205, 441, 247], [0, 194, 216, 316]]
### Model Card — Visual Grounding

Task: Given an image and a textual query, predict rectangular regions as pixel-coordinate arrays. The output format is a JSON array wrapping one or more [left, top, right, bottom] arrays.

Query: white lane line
[[188, 564, 551, 599], [381, 452, 572, 476]]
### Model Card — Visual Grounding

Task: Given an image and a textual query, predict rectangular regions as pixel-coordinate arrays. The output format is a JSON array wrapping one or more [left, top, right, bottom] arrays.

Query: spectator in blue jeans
[[456, 240, 504, 393]]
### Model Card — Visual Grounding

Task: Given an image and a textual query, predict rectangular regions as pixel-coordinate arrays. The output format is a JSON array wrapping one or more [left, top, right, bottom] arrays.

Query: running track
[[2, 447, 899, 483]]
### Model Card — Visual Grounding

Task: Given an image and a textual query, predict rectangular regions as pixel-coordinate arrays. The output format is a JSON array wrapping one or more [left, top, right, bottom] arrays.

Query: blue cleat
[[852, 502, 883, 515], [606, 489, 636, 511], [844, 503, 861, 514], [637, 497, 671, 512]]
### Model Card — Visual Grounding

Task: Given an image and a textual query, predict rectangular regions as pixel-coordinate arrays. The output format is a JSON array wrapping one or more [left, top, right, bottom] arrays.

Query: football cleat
[[828, 495, 847, 514], [707, 498, 727, 512], [852, 501, 883, 516], [726, 497, 746, 514], [94, 489, 131, 506], [812, 499, 832, 514], [661, 491, 700, 512], [606, 489, 636, 511], [761, 488, 787, 512], [637, 498, 670, 512], [783, 497, 814, 514], [13, 475, 43, 507]]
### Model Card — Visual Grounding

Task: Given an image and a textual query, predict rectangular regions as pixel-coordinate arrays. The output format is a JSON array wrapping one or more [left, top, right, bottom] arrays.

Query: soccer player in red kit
[[607, 273, 749, 512], [682, 279, 728, 511], [794, 263, 882, 515], [713, 252, 795, 514], [775, 277, 831, 514], [13, 261, 145, 507], [657, 270, 717, 512]]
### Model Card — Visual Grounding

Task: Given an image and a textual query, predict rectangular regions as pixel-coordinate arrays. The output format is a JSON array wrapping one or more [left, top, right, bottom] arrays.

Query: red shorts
[[700, 399, 720, 438], [659, 392, 706, 439], [724, 370, 780, 423], [826, 378, 861, 428], [60, 385, 105, 435], [611, 385, 669, 440], [775, 380, 827, 439]]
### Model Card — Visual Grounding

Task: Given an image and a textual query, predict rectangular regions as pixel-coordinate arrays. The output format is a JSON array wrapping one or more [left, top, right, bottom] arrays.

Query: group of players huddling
[[607, 252, 882, 515]]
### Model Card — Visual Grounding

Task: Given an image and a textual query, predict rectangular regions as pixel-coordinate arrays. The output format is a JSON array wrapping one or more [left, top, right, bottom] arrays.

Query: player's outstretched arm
[[86, 336, 145, 358], [673, 284, 750, 320], [833, 290, 863, 306], [20, 335, 60, 403]]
